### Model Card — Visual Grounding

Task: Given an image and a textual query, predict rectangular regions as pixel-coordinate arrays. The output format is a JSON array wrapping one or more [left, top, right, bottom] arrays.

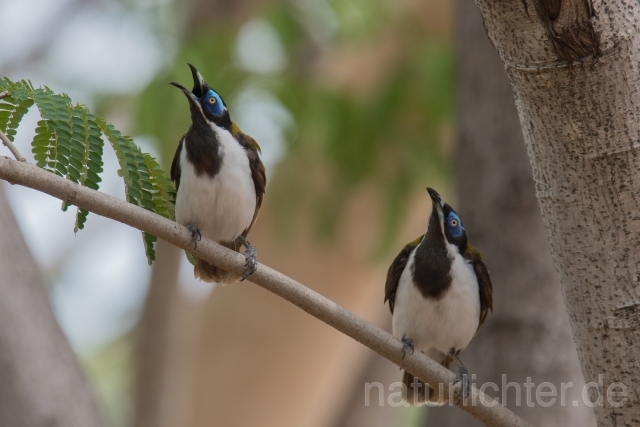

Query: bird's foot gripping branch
[[0, 80, 530, 427]]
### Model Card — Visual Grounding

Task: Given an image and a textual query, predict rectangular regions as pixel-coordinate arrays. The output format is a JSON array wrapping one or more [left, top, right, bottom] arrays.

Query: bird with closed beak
[[170, 64, 266, 284], [384, 187, 492, 405]]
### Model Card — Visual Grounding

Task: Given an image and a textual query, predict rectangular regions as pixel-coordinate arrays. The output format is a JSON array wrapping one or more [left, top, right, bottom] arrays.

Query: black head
[[170, 63, 232, 130], [426, 187, 467, 253]]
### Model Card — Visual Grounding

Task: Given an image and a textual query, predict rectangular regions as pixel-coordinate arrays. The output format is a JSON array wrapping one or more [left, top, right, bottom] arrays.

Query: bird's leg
[[237, 235, 257, 281], [186, 224, 201, 249], [400, 333, 415, 360], [449, 350, 470, 405]]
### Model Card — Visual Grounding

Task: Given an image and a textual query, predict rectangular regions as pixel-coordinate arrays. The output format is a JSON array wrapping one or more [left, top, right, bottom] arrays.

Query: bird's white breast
[[175, 124, 257, 243], [392, 244, 480, 363]]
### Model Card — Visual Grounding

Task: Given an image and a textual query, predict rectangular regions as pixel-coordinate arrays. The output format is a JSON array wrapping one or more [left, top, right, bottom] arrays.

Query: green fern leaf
[[96, 118, 176, 265], [32, 120, 55, 168], [143, 232, 158, 264], [0, 102, 17, 136], [141, 153, 176, 221], [0, 97, 33, 141], [1, 77, 175, 266], [0, 79, 34, 142], [30, 87, 74, 178], [25, 86, 105, 229], [72, 110, 104, 232]]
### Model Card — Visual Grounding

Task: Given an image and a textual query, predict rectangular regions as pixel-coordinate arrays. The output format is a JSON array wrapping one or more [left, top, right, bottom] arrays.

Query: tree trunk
[[427, 1, 597, 426], [134, 240, 199, 427], [470, 0, 640, 425], [0, 184, 106, 427]]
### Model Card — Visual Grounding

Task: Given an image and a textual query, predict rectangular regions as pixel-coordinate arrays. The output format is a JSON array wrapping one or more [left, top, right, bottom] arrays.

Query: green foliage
[[0, 85, 33, 142], [28, 86, 106, 232], [0, 78, 175, 265], [272, 16, 452, 253], [97, 119, 176, 264]]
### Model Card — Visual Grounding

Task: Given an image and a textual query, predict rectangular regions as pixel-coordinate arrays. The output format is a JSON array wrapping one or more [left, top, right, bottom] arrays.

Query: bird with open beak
[[384, 188, 493, 405], [170, 64, 266, 284]]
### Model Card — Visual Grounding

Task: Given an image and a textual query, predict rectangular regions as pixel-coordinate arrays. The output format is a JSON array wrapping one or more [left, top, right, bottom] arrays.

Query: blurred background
[[0, 0, 597, 426]]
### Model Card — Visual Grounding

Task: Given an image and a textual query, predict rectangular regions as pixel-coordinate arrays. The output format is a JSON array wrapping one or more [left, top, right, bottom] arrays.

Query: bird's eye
[[209, 97, 216, 104], [451, 219, 458, 227]]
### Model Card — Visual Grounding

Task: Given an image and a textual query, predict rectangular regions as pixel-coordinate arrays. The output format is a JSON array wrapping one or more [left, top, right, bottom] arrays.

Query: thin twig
[[0, 157, 532, 427], [0, 129, 25, 162]]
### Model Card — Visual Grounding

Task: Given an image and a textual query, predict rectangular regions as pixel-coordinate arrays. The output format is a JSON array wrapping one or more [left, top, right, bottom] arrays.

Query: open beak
[[188, 63, 205, 98], [170, 81, 198, 103], [170, 81, 207, 125]]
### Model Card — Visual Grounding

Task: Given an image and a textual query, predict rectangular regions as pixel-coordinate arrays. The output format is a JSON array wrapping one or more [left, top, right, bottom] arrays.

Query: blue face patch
[[204, 89, 225, 116], [446, 212, 463, 238]]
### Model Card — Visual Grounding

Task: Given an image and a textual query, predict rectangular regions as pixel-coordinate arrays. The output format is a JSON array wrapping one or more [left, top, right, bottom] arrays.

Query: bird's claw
[[400, 333, 415, 360], [240, 244, 258, 281], [187, 224, 201, 249], [453, 366, 470, 405], [236, 236, 257, 281]]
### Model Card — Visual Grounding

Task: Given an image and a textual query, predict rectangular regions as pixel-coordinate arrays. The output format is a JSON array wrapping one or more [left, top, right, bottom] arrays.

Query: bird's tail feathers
[[402, 363, 451, 406], [402, 371, 428, 406], [193, 240, 241, 285]]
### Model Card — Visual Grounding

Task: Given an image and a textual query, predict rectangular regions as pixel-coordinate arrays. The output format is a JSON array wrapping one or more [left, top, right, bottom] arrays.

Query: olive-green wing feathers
[[384, 235, 424, 314], [463, 244, 493, 334], [231, 124, 266, 238]]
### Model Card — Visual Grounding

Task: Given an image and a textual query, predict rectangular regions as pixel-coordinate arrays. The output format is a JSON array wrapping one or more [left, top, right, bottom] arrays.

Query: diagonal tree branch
[[0, 129, 25, 162], [0, 156, 531, 427]]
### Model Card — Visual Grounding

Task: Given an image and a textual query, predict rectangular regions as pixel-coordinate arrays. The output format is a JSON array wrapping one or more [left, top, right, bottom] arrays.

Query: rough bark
[[427, 1, 597, 425], [0, 184, 106, 427], [472, 0, 640, 425]]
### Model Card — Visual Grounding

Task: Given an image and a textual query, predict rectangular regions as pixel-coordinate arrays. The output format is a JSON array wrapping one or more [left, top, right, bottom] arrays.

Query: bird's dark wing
[[384, 235, 423, 314], [231, 124, 266, 237], [170, 136, 184, 190], [463, 244, 493, 334]]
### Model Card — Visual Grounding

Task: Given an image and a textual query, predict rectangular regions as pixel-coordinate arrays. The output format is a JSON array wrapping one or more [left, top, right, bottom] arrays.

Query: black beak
[[427, 187, 443, 205], [170, 81, 207, 125], [427, 187, 446, 220], [188, 63, 204, 98], [170, 81, 198, 104]]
